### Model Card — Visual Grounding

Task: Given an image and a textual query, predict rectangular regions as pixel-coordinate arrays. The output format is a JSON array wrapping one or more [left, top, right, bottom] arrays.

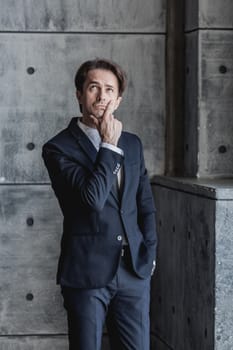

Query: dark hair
[[74, 58, 127, 97]]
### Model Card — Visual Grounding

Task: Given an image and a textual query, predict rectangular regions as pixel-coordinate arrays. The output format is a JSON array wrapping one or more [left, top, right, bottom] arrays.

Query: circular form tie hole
[[219, 65, 227, 74], [27, 67, 35, 75], [26, 293, 34, 301], [27, 142, 35, 151], [27, 217, 34, 226], [218, 145, 227, 154]]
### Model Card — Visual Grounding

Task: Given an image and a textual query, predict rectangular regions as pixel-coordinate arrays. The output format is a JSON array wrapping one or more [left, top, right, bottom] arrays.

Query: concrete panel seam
[[185, 27, 233, 34], [152, 183, 218, 200], [0, 30, 166, 35], [0, 334, 67, 338]]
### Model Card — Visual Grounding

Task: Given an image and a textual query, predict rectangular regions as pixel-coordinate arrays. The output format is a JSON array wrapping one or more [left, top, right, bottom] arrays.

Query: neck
[[80, 116, 98, 129]]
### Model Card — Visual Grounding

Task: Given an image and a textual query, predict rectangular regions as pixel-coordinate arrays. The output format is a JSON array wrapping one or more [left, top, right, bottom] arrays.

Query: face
[[77, 69, 122, 126]]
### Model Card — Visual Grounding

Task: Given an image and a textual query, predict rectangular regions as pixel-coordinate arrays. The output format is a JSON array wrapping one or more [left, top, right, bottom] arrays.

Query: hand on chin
[[88, 113, 103, 128], [92, 110, 105, 121]]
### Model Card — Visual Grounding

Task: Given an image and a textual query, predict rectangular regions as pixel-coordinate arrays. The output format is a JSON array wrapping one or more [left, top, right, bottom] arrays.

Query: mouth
[[95, 104, 106, 109]]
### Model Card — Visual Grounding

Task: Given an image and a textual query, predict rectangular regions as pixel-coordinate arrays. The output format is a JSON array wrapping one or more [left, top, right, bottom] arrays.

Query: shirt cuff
[[101, 142, 124, 156]]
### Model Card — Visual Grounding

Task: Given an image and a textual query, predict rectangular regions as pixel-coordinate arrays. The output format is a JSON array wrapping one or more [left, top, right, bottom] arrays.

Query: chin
[[94, 112, 104, 119]]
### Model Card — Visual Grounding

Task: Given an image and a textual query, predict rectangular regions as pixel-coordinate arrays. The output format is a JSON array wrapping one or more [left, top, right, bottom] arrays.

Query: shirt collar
[[77, 117, 101, 151]]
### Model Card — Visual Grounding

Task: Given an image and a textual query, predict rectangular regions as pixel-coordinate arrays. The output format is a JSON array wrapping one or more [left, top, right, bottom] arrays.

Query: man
[[42, 58, 157, 350]]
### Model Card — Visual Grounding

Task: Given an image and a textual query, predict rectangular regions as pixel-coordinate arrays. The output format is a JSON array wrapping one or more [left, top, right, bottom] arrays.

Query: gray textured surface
[[0, 336, 68, 349], [184, 31, 198, 176], [152, 176, 233, 200], [215, 201, 233, 349], [185, 30, 233, 177], [0, 33, 165, 182], [185, 0, 233, 30], [0, 0, 165, 349], [185, 0, 198, 31], [0, 335, 111, 350], [0, 0, 166, 32], [0, 0, 166, 348], [0, 185, 66, 334], [1, 0, 233, 349], [165, 0, 185, 176], [199, 31, 233, 177], [151, 178, 233, 350], [151, 181, 215, 349]]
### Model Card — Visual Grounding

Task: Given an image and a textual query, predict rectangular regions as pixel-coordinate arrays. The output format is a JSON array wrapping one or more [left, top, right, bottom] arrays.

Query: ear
[[114, 96, 122, 111], [76, 90, 82, 103]]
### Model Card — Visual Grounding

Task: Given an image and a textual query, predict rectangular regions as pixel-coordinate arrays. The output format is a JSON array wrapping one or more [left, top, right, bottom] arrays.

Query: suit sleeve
[[42, 142, 124, 212], [136, 139, 157, 248]]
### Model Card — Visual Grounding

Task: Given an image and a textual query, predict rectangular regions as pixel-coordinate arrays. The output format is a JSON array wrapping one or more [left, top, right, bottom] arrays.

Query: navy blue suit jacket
[[42, 117, 157, 288]]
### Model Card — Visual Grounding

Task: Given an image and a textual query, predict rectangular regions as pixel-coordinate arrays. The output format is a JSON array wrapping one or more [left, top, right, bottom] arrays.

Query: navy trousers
[[61, 248, 151, 350]]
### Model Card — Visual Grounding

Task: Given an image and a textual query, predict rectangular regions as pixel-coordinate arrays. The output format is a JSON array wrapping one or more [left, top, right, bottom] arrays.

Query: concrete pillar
[[184, 0, 233, 177], [152, 0, 233, 349], [165, 0, 185, 176], [152, 177, 233, 349]]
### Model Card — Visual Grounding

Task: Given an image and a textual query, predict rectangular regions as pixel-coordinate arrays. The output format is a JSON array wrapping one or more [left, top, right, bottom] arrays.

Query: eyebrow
[[88, 81, 115, 89]]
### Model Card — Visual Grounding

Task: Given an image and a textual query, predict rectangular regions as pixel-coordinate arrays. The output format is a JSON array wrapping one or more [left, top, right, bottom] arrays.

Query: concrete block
[[215, 201, 233, 348], [151, 176, 233, 350], [0, 33, 165, 182], [0, 0, 166, 32], [0, 334, 112, 350], [0, 336, 68, 349], [151, 182, 215, 349], [185, 30, 233, 177], [0, 185, 66, 334], [185, 0, 233, 30]]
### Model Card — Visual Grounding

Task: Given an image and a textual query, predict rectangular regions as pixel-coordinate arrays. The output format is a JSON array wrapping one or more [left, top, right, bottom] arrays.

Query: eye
[[106, 87, 114, 93], [89, 84, 98, 91]]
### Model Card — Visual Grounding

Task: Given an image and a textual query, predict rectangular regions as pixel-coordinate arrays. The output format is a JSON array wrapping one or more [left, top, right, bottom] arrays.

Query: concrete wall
[[184, 0, 233, 177], [1, 1, 232, 349], [0, 1, 166, 349]]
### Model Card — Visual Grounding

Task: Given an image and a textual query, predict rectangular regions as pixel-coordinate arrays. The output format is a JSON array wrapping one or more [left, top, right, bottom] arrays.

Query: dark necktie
[[111, 175, 120, 201]]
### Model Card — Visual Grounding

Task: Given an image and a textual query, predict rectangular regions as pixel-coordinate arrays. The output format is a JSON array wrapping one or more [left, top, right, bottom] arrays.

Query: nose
[[96, 88, 106, 102]]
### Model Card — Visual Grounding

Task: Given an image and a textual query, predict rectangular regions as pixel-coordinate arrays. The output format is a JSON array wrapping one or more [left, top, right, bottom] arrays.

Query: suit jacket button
[[117, 235, 122, 241]]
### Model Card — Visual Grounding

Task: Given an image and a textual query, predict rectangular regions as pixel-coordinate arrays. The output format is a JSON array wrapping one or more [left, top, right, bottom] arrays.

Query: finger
[[102, 100, 115, 121], [89, 115, 101, 128]]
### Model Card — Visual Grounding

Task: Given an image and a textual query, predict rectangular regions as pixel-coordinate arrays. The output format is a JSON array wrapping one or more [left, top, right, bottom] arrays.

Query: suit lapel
[[118, 136, 130, 205], [68, 117, 97, 168], [109, 176, 121, 204]]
